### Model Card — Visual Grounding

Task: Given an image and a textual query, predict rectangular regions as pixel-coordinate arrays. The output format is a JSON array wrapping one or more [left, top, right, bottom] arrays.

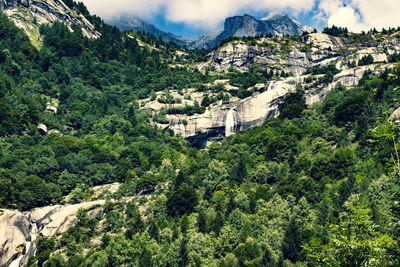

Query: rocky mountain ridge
[[107, 15, 187, 46], [110, 13, 311, 50], [187, 14, 312, 50], [0, 0, 100, 47]]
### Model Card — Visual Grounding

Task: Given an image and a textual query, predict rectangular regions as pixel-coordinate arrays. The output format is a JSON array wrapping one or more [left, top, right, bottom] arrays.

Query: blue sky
[[80, 0, 400, 39]]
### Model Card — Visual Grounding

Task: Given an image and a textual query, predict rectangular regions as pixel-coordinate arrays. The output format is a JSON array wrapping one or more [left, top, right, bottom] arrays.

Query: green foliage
[[358, 54, 375, 66], [166, 183, 198, 217], [322, 25, 349, 37], [332, 91, 370, 126], [33, 236, 55, 266], [279, 89, 307, 119], [306, 196, 398, 266], [2, 4, 400, 266], [226, 71, 266, 90]]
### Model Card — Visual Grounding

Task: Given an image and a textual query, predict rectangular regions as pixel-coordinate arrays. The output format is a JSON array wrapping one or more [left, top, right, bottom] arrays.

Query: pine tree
[[282, 217, 303, 262]]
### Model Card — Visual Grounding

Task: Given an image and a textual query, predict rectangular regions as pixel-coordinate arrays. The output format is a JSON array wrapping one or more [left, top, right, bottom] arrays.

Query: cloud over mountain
[[80, 0, 400, 32], [318, 0, 400, 32], [80, 0, 315, 29]]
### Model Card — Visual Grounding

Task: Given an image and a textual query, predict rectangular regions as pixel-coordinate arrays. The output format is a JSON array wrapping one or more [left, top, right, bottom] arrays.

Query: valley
[[0, 0, 400, 266]]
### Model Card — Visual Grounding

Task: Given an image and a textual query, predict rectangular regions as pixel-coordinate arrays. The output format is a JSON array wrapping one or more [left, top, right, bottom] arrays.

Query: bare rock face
[[205, 33, 398, 75], [0, 0, 29, 9], [30, 200, 105, 237], [2, 0, 100, 39], [0, 210, 31, 267], [146, 33, 400, 147], [187, 13, 309, 50], [172, 78, 303, 148], [0, 200, 105, 266], [306, 63, 397, 106]]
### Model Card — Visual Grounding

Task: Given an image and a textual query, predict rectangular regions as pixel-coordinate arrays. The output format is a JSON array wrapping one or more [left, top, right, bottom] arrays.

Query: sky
[[80, 0, 400, 39]]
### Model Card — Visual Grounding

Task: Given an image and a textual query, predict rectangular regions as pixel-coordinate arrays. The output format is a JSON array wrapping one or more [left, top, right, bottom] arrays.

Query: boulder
[[37, 124, 47, 135], [46, 106, 57, 113], [47, 129, 61, 135], [389, 108, 400, 121]]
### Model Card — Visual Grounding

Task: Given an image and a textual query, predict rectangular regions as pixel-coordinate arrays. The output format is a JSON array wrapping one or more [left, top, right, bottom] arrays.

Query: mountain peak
[[107, 14, 187, 46], [262, 12, 286, 21]]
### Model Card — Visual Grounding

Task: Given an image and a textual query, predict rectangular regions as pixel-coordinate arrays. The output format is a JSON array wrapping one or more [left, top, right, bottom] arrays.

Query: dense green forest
[[1, 4, 400, 266]]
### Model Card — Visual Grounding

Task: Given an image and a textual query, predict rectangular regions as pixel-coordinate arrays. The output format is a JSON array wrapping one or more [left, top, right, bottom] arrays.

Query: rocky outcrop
[[0, 200, 105, 267], [0, 209, 32, 267], [46, 98, 59, 114], [166, 79, 303, 148], [30, 200, 106, 237], [204, 33, 399, 75], [306, 63, 396, 105], [2, 0, 100, 40]]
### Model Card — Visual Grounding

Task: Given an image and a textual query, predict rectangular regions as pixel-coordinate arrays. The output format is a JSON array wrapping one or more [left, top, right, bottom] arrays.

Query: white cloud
[[164, 0, 315, 28], [318, 0, 400, 32], [80, 0, 165, 19], [80, 0, 400, 32], [80, 0, 315, 29]]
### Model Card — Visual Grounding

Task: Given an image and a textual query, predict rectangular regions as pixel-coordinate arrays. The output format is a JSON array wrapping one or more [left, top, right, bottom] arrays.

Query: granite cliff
[[0, 183, 122, 267], [141, 32, 400, 148], [0, 201, 105, 267]]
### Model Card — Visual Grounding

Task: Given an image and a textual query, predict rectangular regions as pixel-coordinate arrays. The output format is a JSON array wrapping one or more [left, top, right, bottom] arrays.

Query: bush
[[332, 91, 370, 126], [358, 54, 374, 66], [279, 90, 307, 119], [166, 183, 198, 217]]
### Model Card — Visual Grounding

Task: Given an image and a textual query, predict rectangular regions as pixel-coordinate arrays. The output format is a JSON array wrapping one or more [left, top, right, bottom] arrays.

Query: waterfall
[[225, 108, 237, 137], [9, 213, 38, 267], [267, 81, 274, 91]]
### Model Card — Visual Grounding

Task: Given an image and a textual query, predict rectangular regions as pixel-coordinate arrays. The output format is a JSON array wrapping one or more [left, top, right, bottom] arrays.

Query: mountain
[[0, 0, 99, 48], [261, 12, 314, 35], [110, 13, 311, 50], [107, 15, 187, 46], [188, 14, 312, 50], [1, 1, 400, 265], [145, 31, 400, 148]]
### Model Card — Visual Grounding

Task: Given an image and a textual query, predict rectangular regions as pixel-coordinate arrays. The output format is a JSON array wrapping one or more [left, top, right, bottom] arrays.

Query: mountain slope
[[0, 2, 400, 266], [142, 31, 400, 148], [107, 15, 187, 46], [0, 0, 99, 47]]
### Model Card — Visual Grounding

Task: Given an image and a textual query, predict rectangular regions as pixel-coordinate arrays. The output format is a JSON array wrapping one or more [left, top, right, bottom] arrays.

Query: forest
[[0, 3, 400, 266]]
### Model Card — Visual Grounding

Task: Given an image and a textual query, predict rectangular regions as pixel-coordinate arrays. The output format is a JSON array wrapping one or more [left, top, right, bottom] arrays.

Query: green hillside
[[0, 3, 400, 266]]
